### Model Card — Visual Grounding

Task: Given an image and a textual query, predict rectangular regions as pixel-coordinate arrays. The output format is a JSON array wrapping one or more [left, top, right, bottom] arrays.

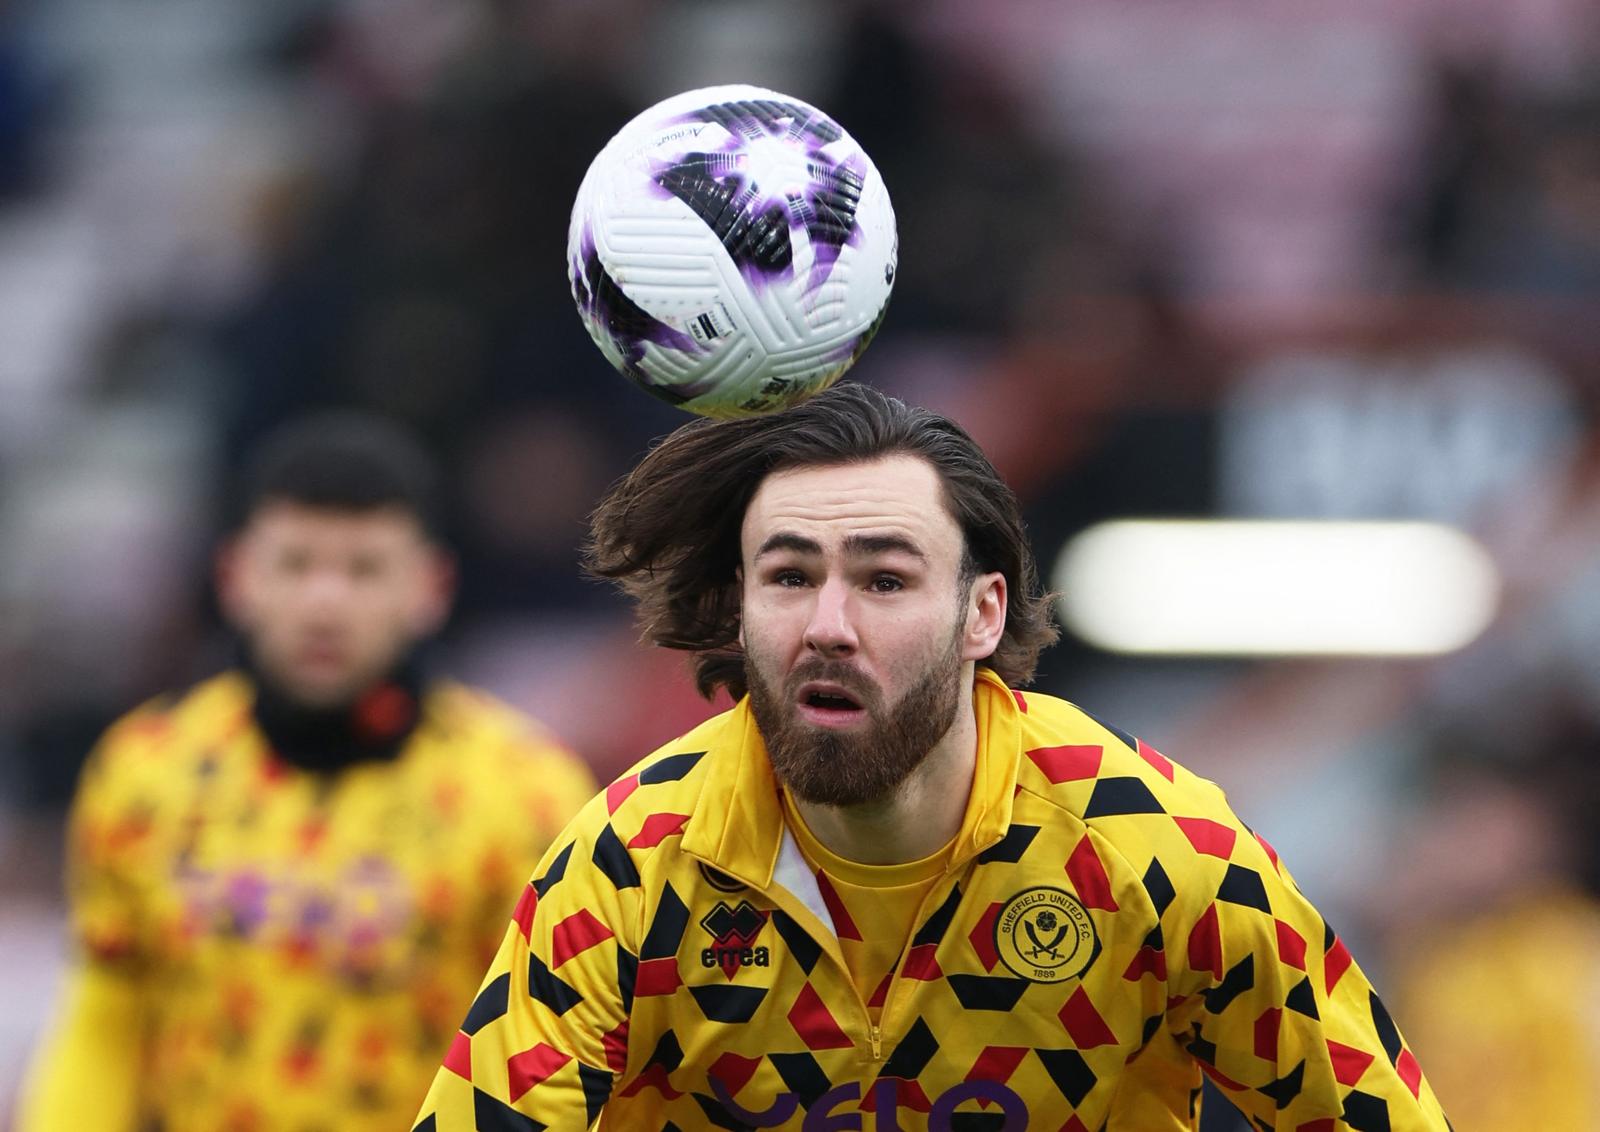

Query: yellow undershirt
[[780, 789, 952, 1023]]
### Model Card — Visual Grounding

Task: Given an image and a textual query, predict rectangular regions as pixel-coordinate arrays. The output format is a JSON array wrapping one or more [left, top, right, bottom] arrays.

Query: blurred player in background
[[412, 383, 1450, 1130], [14, 413, 595, 1132]]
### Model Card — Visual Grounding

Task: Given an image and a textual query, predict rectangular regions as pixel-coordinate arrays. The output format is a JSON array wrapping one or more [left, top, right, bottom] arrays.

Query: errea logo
[[700, 900, 770, 978]]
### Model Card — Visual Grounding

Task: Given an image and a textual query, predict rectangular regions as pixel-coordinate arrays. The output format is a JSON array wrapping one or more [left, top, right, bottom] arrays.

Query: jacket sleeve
[[13, 964, 144, 1132], [411, 796, 642, 1132], [1153, 783, 1453, 1129], [14, 714, 165, 1132]]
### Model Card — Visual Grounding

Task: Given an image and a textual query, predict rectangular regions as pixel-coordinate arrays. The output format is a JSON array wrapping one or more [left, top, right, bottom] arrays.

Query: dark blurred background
[[3, 0, 1599, 1125]]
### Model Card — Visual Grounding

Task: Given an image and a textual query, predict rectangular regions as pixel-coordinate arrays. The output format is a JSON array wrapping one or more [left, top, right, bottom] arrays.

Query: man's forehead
[[740, 455, 959, 553], [244, 501, 426, 544]]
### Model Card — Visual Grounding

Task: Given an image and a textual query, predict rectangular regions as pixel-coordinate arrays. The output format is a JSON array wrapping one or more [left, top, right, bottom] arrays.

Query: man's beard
[[744, 628, 966, 808]]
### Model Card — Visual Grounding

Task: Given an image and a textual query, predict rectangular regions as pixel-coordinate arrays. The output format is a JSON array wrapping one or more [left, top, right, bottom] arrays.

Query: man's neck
[[789, 707, 979, 866]]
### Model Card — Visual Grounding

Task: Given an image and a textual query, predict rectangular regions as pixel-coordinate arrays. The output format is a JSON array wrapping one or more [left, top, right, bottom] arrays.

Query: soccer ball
[[567, 84, 898, 418]]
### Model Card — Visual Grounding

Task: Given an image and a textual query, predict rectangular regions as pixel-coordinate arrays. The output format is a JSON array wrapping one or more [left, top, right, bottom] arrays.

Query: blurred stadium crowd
[[1, 0, 1598, 1124]]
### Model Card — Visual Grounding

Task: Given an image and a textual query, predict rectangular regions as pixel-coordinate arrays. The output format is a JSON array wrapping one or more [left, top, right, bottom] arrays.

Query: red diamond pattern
[[511, 883, 538, 943], [1297, 1121, 1337, 1132], [1025, 744, 1104, 783], [1396, 1049, 1423, 1097], [789, 983, 853, 1050], [1059, 1117, 1091, 1132], [1137, 739, 1176, 781], [1065, 834, 1119, 911], [507, 1043, 571, 1103], [1327, 1039, 1375, 1086], [1122, 944, 1166, 982], [1276, 920, 1308, 970], [969, 901, 1003, 972], [601, 1019, 629, 1074], [1174, 817, 1237, 860], [1188, 903, 1223, 980], [1254, 1007, 1281, 1060], [627, 812, 691, 849], [902, 942, 942, 981], [443, 1031, 472, 1080], [710, 1051, 763, 1097], [1011, 690, 1030, 713], [1324, 934, 1354, 995], [1255, 831, 1281, 869], [816, 871, 862, 940], [1059, 987, 1117, 1048], [550, 908, 614, 968], [634, 957, 682, 997], [606, 774, 640, 814], [967, 1045, 1028, 1088]]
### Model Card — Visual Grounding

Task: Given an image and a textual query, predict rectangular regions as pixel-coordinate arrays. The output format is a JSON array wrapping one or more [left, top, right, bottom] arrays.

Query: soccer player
[[412, 384, 1451, 1129], [15, 414, 596, 1132]]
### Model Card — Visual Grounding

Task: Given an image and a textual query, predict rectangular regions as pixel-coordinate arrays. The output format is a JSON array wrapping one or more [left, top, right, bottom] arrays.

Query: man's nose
[[803, 577, 859, 656]]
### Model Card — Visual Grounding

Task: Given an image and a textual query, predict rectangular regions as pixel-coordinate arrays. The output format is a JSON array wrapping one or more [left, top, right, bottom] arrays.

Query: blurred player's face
[[218, 502, 452, 708], [739, 455, 1005, 807]]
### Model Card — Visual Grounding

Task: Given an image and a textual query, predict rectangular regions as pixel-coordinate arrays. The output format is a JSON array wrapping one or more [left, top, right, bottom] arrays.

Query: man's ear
[[734, 565, 745, 649], [962, 572, 1007, 662], [214, 538, 249, 628]]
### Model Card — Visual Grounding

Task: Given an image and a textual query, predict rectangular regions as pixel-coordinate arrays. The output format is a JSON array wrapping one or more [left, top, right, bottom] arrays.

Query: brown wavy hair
[[585, 382, 1059, 700]]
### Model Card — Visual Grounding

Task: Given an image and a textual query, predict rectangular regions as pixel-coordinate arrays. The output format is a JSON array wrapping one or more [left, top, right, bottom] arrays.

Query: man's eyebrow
[[753, 531, 929, 561], [843, 533, 927, 561], [755, 531, 823, 558]]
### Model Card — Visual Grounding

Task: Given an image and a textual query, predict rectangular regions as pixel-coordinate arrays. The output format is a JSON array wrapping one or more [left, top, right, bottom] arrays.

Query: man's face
[[218, 502, 452, 708], [739, 454, 1004, 807]]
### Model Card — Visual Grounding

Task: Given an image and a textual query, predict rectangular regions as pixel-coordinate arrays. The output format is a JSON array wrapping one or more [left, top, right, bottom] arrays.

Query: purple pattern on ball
[[570, 230, 718, 406], [650, 98, 864, 295]]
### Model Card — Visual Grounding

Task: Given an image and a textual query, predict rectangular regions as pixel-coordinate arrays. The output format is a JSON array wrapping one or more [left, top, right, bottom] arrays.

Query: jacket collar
[[679, 668, 1023, 890]]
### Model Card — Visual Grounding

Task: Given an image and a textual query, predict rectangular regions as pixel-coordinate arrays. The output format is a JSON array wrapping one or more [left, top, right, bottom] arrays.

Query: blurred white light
[[1055, 520, 1500, 657]]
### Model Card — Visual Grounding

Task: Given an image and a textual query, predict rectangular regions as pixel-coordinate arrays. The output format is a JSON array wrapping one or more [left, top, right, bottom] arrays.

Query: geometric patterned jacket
[[412, 668, 1452, 1130]]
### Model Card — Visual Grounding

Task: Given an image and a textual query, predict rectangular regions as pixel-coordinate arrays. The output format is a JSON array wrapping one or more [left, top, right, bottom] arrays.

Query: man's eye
[[870, 576, 904, 593], [774, 570, 808, 587]]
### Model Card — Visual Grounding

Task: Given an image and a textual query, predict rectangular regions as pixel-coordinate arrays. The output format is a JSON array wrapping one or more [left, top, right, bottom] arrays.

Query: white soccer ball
[[567, 83, 898, 418]]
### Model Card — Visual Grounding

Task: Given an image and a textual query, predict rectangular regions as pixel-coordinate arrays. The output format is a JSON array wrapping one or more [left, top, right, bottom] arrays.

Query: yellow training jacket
[[413, 669, 1450, 1130], [21, 671, 595, 1132]]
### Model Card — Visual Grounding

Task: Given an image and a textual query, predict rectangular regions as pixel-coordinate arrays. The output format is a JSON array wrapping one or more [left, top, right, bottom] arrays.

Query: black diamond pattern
[[1343, 1090, 1392, 1132], [1370, 991, 1403, 1063], [579, 1063, 612, 1125], [592, 824, 641, 890], [770, 910, 821, 974], [912, 885, 963, 948], [616, 944, 638, 1017], [1284, 976, 1320, 1020], [1084, 777, 1165, 818], [770, 1051, 833, 1108], [692, 1091, 757, 1132], [947, 974, 1029, 1012], [1258, 1059, 1305, 1109], [639, 751, 706, 784], [643, 1028, 685, 1073], [1076, 707, 1140, 753], [1142, 858, 1176, 918], [462, 971, 510, 1034], [532, 842, 572, 898], [1036, 1047, 1097, 1107], [641, 883, 690, 960], [688, 984, 768, 1024], [880, 1017, 940, 1081], [527, 953, 582, 1016], [474, 1088, 546, 1131], [1204, 955, 1257, 1016], [977, 824, 1041, 864], [412, 1117, 435, 1132], [1217, 865, 1271, 913]]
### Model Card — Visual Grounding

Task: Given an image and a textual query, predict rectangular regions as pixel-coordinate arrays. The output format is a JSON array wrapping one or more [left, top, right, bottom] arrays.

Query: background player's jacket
[[413, 669, 1451, 1130], [20, 671, 594, 1132]]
